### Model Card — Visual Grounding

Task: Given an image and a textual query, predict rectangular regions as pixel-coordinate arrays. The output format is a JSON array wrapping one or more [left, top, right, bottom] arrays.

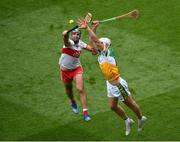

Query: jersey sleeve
[[79, 40, 87, 49]]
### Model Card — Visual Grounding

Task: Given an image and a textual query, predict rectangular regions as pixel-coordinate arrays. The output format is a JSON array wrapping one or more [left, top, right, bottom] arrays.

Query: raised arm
[[62, 30, 70, 47], [89, 20, 101, 52], [77, 19, 104, 51], [91, 20, 100, 34]]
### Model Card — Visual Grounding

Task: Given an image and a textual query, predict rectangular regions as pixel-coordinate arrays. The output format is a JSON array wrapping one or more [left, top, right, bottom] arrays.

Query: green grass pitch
[[0, 0, 180, 140]]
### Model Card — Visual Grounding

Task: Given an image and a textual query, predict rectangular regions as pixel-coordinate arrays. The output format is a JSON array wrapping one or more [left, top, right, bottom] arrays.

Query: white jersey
[[59, 39, 87, 69]]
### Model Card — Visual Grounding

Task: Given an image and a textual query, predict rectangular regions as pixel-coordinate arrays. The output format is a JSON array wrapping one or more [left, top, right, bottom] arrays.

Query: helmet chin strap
[[102, 44, 110, 56], [71, 34, 81, 44], [74, 40, 79, 44], [71, 36, 80, 44]]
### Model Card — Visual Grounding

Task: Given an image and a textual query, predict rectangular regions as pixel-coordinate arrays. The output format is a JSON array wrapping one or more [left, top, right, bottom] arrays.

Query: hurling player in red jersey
[[59, 28, 97, 121]]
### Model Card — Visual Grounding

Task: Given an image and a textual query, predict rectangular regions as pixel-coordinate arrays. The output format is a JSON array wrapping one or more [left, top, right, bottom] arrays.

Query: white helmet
[[72, 28, 81, 34], [99, 37, 111, 47]]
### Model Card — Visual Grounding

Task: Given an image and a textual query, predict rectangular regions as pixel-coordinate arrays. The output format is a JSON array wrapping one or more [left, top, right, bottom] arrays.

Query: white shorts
[[106, 77, 131, 101]]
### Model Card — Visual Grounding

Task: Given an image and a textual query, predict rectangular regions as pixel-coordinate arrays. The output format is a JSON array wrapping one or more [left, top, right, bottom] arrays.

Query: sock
[[125, 118, 132, 126], [71, 100, 77, 109], [71, 99, 76, 105], [124, 117, 129, 121], [83, 108, 89, 116]]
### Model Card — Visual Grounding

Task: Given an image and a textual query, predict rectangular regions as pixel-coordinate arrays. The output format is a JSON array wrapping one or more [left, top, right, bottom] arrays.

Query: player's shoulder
[[78, 40, 87, 48], [79, 39, 86, 44]]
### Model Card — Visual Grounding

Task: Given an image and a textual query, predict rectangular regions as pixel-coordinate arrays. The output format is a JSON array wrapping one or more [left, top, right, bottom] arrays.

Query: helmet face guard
[[71, 29, 81, 43]]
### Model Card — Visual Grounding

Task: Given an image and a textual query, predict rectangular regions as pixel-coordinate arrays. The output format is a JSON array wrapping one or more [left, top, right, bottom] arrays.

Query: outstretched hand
[[62, 30, 68, 36], [92, 20, 100, 28], [77, 19, 88, 29], [91, 20, 100, 32]]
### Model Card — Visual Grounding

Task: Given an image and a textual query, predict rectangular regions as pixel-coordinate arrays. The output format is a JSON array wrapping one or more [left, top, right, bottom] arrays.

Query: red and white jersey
[[59, 39, 87, 69]]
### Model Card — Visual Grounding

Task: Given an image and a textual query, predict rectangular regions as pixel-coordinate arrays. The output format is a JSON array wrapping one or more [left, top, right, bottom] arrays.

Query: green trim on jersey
[[108, 48, 114, 57], [99, 48, 114, 57], [99, 47, 118, 66]]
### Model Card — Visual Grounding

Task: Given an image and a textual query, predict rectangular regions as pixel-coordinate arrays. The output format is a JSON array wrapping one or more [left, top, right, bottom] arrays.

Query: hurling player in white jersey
[[59, 28, 96, 121], [77, 19, 147, 135]]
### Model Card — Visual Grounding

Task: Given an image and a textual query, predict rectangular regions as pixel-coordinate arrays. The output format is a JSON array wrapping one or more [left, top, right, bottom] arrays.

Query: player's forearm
[[62, 31, 70, 46], [85, 27, 104, 51], [91, 21, 99, 34], [92, 27, 97, 34], [85, 45, 98, 55], [85, 26, 97, 43]]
